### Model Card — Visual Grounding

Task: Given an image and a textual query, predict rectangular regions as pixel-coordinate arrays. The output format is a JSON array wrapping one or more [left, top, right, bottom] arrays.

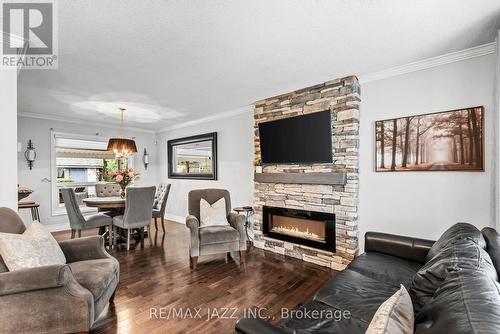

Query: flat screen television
[[258, 110, 332, 164]]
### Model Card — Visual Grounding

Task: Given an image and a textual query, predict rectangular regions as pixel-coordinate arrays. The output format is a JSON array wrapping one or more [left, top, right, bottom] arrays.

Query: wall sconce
[[143, 148, 149, 170], [24, 139, 36, 170]]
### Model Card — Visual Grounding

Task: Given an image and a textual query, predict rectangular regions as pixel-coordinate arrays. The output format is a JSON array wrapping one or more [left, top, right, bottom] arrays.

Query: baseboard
[[164, 213, 185, 224], [45, 214, 185, 232]]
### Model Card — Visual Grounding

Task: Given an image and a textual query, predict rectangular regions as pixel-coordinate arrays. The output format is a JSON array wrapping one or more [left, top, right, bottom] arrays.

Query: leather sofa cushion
[[482, 227, 500, 278], [313, 269, 399, 322], [70, 258, 119, 301], [348, 252, 422, 288], [410, 238, 497, 314], [426, 222, 486, 261], [365, 285, 414, 334], [415, 269, 500, 334], [280, 300, 369, 334], [199, 225, 239, 245]]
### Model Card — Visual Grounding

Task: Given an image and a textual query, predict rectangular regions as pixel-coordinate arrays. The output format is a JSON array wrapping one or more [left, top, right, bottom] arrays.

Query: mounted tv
[[259, 110, 332, 164]]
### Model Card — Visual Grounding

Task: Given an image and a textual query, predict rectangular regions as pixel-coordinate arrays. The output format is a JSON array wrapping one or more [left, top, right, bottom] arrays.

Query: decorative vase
[[120, 187, 126, 199]]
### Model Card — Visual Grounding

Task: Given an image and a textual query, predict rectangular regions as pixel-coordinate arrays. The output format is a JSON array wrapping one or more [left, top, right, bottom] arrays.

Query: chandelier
[[107, 107, 137, 159]]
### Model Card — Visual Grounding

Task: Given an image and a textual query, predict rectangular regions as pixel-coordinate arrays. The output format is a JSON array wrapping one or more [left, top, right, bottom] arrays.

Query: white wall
[[359, 54, 497, 250], [495, 31, 500, 231], [17, 116, 159, 229], [156, 110, 254, 221], [0, 70, 18, 210]]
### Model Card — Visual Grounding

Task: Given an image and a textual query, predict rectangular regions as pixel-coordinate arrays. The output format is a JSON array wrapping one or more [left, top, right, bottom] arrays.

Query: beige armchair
[[186, 189, 247, 269], [0, 208, 119, 333]]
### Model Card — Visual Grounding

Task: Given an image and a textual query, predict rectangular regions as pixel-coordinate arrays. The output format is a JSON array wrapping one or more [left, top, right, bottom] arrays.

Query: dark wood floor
[[53, 220, 336, 334]]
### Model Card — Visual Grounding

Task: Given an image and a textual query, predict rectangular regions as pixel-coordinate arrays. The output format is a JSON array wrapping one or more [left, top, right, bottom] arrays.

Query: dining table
[[82, 196, 125, 209]]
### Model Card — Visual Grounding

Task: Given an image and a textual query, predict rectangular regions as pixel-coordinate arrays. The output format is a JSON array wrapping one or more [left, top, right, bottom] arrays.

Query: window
[[51, 133, 132, 216]]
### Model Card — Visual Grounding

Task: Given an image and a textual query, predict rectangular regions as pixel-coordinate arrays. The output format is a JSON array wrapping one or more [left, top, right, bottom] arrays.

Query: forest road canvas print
[[375, 106, 484, 172]]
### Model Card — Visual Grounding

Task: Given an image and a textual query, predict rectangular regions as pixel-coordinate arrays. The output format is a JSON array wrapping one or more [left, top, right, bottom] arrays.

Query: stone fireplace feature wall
[[252, 76, 360, 270]]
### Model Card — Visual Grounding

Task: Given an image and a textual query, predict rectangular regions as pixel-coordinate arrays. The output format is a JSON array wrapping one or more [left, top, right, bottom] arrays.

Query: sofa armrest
[[365, 232, 435, 264], [186, 215, 200, 257], [0, 264, 72, 296], [59, 235, 110, 263], [186, 215, 200, 230], [228, 212, 247, 249], [235, 318, 288, 334], [0, 265, 94, 332]]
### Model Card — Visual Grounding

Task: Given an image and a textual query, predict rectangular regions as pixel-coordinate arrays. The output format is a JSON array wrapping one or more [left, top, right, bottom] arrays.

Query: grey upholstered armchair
[[186, 189, 247, 269], [0, 207, 119, 333], [152, 183, 171, 233]]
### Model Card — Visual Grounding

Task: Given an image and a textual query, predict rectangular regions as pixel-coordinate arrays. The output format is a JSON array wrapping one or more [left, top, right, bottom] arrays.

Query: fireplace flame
[[271, 226, 323, 241]]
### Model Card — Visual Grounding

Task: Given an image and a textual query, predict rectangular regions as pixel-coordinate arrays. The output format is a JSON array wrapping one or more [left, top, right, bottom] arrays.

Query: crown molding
[[19, 43, 495, 133], [157, 105, 252, 132], [18, 111, 156, 134], [358, 42, 496, 84]]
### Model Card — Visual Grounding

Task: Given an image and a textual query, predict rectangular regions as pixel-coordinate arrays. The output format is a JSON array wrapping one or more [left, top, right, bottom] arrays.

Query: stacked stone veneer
[[252, 76, 360, 271]]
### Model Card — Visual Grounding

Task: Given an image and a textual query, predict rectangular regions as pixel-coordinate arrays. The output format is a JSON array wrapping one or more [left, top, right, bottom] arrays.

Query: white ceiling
[[18, 0, 500, 131]]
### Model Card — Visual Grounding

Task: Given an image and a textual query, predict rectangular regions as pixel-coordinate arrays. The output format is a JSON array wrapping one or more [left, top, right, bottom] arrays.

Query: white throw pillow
[[0, 221, 66, 271], [199, 198, 229, 227], [365, 284, 414, 334]]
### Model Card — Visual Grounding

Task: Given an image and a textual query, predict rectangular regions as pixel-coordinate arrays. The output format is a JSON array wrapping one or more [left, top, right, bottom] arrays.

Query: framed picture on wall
[[167, 132, 217, 180], [375, 106, 484, 172]]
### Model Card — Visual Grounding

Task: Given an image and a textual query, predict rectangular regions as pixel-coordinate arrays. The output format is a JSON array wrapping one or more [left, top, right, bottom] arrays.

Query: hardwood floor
[[53, 220, 336, 334]]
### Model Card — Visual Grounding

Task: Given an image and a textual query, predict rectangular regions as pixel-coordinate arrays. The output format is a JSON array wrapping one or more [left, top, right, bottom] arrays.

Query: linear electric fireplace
[[262, 206, 335, 251]]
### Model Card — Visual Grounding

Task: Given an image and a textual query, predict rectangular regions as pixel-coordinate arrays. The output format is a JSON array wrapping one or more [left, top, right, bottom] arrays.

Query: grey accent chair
[[186, 189, 247, 269], [61, 188, 114, 247], [0, 207, 119, 333], [95, 182, 121, 197], [113, 186, 156, 251], [152, 183, 171, 233]]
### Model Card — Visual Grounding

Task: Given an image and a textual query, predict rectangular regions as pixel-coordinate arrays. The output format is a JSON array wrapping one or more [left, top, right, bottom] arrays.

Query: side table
[[234, 206, 254, 244], [18, 201, 41, 222]]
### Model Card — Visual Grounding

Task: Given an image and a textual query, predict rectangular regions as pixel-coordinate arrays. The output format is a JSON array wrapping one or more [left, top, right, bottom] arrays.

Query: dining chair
[[95, 182, 122, 215], [95, 182, 121, 197], [60, 188, 114, 248], [152, 183, 171, 233], [113, 186, 156, 251]]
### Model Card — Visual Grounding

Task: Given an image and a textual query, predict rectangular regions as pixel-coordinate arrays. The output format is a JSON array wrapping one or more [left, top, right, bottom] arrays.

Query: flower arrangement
[[109, 169, 139, 198]]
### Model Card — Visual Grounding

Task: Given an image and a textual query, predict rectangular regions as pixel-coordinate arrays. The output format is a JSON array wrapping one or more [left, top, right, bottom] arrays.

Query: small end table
[[18, 202, 41, 222], [234, 206, 254, 243]]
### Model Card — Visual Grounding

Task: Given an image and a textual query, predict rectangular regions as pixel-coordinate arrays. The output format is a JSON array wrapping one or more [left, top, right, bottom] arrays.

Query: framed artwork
[[167, 132, 217, 180], [375, 106, 484, 172]]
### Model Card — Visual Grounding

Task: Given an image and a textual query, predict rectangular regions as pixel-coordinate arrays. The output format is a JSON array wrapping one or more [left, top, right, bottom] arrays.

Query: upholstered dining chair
[[152, 183, 171, 233], [95, 182, 121, 197], [113, 186, 156, 251], [95, 182, 122, 215], [61, 188, 113, 248], [186, 189, 247, 269]]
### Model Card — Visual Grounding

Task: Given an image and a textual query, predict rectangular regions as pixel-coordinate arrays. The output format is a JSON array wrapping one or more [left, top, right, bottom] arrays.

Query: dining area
[[61, 181, 171, 251]]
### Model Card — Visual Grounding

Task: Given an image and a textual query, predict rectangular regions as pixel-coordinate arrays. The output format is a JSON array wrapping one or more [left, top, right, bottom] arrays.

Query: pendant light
[[107, 107, 137, 158]]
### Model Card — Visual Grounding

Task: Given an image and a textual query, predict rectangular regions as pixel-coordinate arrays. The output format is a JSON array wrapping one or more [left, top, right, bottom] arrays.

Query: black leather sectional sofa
[[236, 224, 500, 333]]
